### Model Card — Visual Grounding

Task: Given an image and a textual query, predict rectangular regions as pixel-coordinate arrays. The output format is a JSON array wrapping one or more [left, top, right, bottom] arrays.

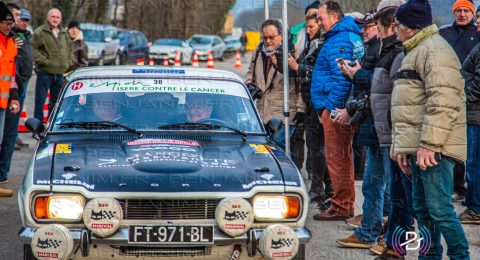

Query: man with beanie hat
[[0, 1, 20, 197], [392, 0, 470, 258], [439, 0, 478, 203]]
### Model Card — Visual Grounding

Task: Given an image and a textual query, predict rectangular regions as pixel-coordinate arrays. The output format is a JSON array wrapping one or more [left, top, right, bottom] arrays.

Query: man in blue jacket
[[311, 1, 364, 220]]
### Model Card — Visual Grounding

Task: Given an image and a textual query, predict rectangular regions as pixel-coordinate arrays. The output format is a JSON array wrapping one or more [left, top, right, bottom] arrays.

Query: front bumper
[[19, 226, 311, 245]]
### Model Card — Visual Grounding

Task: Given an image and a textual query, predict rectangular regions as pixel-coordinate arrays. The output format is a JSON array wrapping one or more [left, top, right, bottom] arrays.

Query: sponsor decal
[[63, 79, 248, 98], [36, 238, 62, 249], [242, 180, 298, 189], [71, 81, 84, 90], [127, 139, 200, 147], [229, 244, 242, 260], [225, 223, 246, 229], [91, 223, 114, 229], [249, 144, 270, 154], [272, 252, 293, 257], [55, 144, 72, 154], [132, 69, 186, 74], [36, 179, 95, 190], [224, 210, 249, 221], [260, 173, 274, 181], [37, 252, 59, 258], [271, 238, 294, 249], [90, 210, 116, 220]]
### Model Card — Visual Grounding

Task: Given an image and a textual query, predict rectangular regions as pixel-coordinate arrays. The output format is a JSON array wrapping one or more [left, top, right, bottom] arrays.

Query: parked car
[[81, 23, 121, 65], [149, 38, 193, 64], [19, 66, 311, 260], [188, 34, 226, 61], [224, 37, 242, 54], [118, 30, 149, 64]]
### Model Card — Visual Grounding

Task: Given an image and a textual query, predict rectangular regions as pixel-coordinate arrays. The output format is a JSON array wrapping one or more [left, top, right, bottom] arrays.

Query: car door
[[212, 37, 221, 59]]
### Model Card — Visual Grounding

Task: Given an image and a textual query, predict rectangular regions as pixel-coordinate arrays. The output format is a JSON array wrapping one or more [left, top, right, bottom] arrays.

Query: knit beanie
[[396, 0, 432, 29], [452, 0, 475, 14], [0, 2, 13, 22]]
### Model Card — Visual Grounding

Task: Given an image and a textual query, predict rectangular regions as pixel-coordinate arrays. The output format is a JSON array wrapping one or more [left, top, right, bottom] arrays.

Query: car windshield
[[153, 39, 183, 46], [83, 29, 106, 42], [189, 37, 211, 45], [52, 78, 263, 134]]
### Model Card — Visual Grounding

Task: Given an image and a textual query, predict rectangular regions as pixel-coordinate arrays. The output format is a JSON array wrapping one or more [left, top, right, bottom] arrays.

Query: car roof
[[190, 34, 215, 39], [80, 23, 117, 31], [66, 66, 243, 82]]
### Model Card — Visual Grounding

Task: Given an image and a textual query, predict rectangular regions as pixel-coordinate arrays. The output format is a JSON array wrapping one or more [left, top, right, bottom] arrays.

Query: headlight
[[252, 195, 300, 221], [34, 195, 85, 221]]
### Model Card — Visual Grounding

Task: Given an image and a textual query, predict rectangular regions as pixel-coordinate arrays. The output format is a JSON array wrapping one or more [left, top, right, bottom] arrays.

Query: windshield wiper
[[57, 121, 143, 137], [159, 122, 247, 141]]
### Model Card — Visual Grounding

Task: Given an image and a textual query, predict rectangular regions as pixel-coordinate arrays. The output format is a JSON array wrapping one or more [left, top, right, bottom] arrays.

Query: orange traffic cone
[[149, 58, 154, 65], [234, 50, 242, 68], [174, 51, 181, 66], [43, 91, 50, 123], [17, 109, 28, 132], [207, 51, 215, 69], [137, 58, 144, 65], [163, 57, 169, 66], [192, 51, 199, 67]]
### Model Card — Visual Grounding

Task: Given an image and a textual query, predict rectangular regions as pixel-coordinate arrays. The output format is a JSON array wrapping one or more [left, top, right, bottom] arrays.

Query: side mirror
[[266, 117, 282, 136], [25, 118, 45, 135]]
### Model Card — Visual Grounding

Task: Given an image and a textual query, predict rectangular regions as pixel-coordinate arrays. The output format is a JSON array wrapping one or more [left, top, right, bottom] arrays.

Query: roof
[[80, 22, 117, 31], [66, 66, 243, 82]]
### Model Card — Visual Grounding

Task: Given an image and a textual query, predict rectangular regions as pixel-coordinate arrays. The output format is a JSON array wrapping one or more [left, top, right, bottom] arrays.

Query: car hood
[[150, 45, 182, 53], [85, 41, 107, 49], [32, 137, 301, 193], [190, 44, 212, 50]]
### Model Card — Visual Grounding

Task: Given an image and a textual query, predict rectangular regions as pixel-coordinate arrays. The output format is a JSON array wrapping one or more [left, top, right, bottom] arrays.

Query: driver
[[91, 93, 125, 122], [185, 93, 214, 122]]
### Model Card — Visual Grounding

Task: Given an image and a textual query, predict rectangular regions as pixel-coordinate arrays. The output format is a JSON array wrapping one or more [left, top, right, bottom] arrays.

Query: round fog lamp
[[83, 197, 123, 238], [31, 224, 74, 260], [258, 224, 299, 260], [215, 197, 254, 237]]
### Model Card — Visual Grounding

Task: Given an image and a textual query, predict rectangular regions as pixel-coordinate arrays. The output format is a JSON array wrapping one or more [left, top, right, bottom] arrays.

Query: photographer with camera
[[245, 19, 305, 168], [287, 11, 333, 204]]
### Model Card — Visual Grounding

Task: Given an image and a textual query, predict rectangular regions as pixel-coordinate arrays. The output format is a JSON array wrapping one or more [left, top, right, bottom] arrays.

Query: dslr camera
[[247, 83, 263, 100], [346, 96, 370, 125]]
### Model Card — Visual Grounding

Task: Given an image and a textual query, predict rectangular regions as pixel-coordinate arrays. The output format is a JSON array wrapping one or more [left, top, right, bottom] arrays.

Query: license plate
[[128, 225, 214, 244]]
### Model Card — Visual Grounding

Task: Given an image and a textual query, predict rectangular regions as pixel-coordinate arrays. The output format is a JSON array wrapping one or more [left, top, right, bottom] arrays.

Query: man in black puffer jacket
[[439, 0, 479, 201], [459, 39, 480, 224]]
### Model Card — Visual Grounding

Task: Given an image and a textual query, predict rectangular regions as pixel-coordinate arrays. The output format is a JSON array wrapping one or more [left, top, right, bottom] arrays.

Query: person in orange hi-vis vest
[[0, 1, 19, 197]]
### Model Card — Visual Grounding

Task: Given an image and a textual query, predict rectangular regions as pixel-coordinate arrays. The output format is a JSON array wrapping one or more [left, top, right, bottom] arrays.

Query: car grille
[[118, 199, 221, 220], [119, 246, 212, 257]]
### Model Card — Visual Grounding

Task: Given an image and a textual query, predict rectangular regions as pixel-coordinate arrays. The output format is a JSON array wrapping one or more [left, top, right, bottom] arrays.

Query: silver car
[[189, 34, 226, 61], [149, 38, 193, 65], [81, 23, 121, 66]]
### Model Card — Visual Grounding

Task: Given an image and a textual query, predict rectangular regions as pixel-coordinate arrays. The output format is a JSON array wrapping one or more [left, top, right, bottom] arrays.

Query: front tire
[[218, 51, 225, 61], [23, 244, 35, 260]]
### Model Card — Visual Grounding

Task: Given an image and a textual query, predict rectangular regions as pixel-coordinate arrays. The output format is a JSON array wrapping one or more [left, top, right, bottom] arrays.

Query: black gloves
[[293, 112, 305, 125]]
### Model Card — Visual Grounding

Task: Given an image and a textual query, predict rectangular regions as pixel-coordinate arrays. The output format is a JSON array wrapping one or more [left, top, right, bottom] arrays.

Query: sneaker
[[16, 138, 29, 148], [0, 187, 13, 197], [0, 178, 8, 184], [459, 209, 480, 224], [370, 237, 387, 255], [374, 248, 405, 260], [345, 214, 362, 228], [452, 193, 465, 202], [336, 234, 373, 249]]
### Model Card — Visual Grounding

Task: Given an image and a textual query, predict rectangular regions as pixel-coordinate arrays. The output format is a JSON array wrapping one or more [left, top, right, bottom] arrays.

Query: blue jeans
[[0, 94, 26, 180], [34, 71, 64, 121], [354, 147, 391, 243], [411, 156, 469, 260], [466, 124, 480, 213], [385, 158, 414, 251]]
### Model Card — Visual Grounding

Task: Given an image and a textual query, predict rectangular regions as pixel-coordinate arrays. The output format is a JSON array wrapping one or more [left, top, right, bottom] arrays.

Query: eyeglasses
[[0, 21, 14, 26], [262, 34, 280, 41]]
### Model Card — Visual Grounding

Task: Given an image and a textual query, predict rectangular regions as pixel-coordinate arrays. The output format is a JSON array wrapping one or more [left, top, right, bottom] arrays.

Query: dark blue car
[[118, 30, 150, 64]]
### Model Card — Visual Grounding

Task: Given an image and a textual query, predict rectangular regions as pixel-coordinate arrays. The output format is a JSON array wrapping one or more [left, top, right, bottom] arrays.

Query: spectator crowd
[[246, 0, 479, 259], [0, 2, 87, 197]]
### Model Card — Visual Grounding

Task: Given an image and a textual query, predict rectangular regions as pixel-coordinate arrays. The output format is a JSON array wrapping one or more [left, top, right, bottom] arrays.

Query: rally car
[[18, 66, 311, 260]]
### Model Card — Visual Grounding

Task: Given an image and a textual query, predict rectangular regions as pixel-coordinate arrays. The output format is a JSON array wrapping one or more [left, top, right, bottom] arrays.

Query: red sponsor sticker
[[225, 224, 246, 229], [272, 252, 292, 257], [127, 139, 200, 147], [92, 223, 114, 229], [37, 252, 59, 258], [71, 81, 84, 90]]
